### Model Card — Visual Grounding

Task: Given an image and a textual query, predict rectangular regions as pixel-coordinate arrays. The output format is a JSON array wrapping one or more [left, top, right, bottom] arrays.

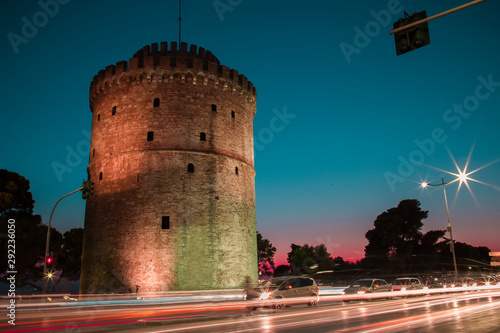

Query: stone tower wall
[[80, 42, 257, 293]]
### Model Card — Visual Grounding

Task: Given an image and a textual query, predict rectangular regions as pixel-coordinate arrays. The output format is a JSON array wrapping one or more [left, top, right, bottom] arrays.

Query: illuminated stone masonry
[[80, 42, 257, 292]]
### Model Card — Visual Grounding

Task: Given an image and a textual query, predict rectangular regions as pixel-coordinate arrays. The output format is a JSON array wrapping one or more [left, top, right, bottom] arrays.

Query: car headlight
[[259, 292, 272, 300]]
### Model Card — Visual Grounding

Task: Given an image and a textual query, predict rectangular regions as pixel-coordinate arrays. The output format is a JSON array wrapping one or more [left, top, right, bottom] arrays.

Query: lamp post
[[421, 178, 459, 276]]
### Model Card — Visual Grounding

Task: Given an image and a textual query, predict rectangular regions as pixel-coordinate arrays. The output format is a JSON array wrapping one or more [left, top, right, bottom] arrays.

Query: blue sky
[[1, 0, 499, 265]]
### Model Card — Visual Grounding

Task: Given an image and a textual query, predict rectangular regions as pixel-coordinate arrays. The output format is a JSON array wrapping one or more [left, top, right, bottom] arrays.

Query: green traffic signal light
[[82, 179, 93, 199]]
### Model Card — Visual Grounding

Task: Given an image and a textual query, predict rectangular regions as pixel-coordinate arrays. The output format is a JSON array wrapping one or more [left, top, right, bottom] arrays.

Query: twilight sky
[[1, 0, 499, 266]]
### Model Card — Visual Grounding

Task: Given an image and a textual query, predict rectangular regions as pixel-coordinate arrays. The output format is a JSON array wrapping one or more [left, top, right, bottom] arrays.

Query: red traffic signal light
[[46, 257, 53, 265]]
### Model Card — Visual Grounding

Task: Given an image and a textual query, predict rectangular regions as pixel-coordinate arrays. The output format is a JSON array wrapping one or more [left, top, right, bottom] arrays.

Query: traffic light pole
[[390, 0, 487, 35], [42, 186, 83, 295]]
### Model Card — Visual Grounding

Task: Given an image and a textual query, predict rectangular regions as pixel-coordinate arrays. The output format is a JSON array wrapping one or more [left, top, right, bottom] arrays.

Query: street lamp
[[42, 186, 84, 294], [421, 178, 459, 276]]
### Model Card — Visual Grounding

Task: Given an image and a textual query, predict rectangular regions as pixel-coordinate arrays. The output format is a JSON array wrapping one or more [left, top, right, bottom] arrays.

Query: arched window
[[187, 163, 194, 173], [200, 132, 206, 141], [153, 98, 160, 107], [235, 167, 239, 175]]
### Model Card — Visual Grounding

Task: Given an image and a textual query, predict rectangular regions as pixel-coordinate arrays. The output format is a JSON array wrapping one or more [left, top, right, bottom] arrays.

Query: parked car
[[343, 278, 392, 295], [422, 276, 449, 289], [245, 276, 319, 309], [474, 275, 500, 287], [391, 277, 424, 291]]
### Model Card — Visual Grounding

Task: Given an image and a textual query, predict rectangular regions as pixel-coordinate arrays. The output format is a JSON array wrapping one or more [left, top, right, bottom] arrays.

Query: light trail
[[3, 289, 500, 332], [151, 291, 500, 332], [339, 297, 500, 332], [0, 302, 247, 332]]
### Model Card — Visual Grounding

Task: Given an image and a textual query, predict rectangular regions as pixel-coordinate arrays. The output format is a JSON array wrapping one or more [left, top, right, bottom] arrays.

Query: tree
[[273, 264, 291, 277], [365, 199, 428, 262], [257, 231, 276, 278], [0, 169, 35, 215], [411, 229, 446, 273], [287, 243, 301, 264], [287, 243, 333, 275], [0, 170, 62, 288], [48, 228, 84, 291], [438, 241, 491, 271]]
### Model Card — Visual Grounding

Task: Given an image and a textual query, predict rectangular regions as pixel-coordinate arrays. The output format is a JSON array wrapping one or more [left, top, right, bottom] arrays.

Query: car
[[391, 277, 424, 291], [474, 275, 500, 287], [245, 276, 319, 309], [422, 276, 449, 289], [343, 278, 392, 295]]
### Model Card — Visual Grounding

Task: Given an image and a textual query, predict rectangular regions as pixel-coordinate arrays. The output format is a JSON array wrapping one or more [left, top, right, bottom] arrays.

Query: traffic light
[[46, 256, 54, 265], [81, 179, 94, 199], [393, 11, 431, 55]]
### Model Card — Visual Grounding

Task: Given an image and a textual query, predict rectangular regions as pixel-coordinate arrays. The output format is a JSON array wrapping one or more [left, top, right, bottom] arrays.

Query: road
[[2, 289, 500, 332]]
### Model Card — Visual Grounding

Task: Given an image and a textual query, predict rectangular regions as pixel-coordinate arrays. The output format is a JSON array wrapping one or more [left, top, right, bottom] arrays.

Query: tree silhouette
[[49, 228, 83, 291], [257, 231, 276, 277], [287, 243, 333, 275], [364, 199, 428, 266], [0, 169, 62, 289], [273, 264, 291, 277]]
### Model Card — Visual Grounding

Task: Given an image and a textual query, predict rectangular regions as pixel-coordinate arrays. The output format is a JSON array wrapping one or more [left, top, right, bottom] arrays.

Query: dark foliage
[[257, 231, 276, 277]]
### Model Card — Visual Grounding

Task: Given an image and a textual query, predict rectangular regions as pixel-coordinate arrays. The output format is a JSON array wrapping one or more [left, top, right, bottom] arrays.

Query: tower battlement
[[89, 42, 256, 109]]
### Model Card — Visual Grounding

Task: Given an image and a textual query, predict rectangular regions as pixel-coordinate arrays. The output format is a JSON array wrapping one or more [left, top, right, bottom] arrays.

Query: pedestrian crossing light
[[393, 11, 431, 56]]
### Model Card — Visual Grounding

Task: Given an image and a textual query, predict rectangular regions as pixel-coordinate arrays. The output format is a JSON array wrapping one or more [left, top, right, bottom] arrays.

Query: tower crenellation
[[89, 42, 256, 111]]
